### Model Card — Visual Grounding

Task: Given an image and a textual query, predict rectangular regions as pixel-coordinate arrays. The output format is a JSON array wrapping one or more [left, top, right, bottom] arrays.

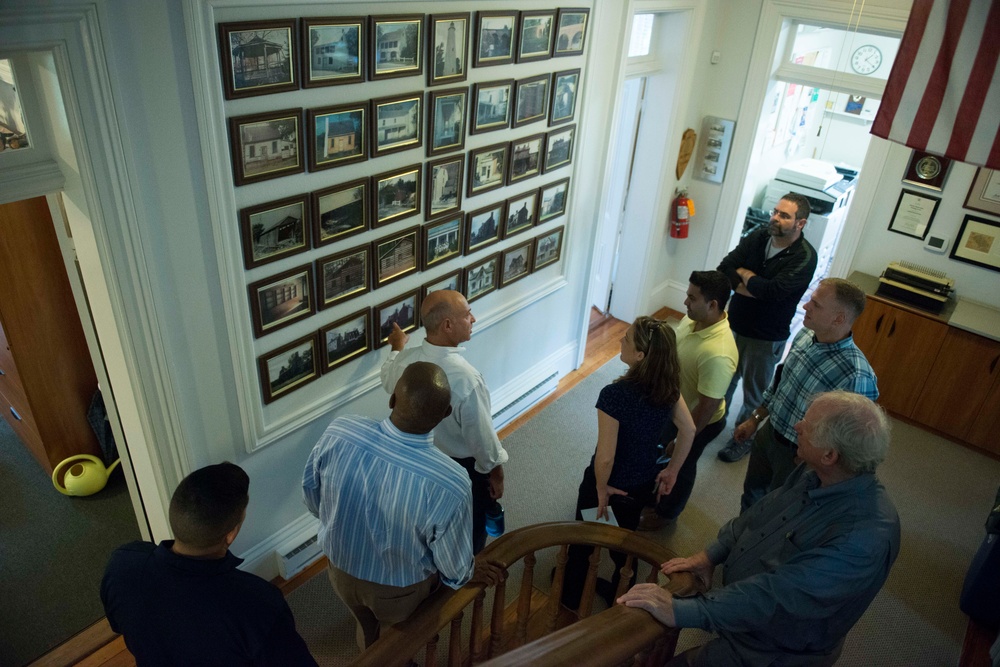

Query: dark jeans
[[453, 457, 490, 554], [653, 418, 727, 520], [740, 420, 798, 513]]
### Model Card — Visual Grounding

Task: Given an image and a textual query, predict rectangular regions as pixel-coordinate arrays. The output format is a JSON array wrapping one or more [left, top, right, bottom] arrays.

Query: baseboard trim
[[238, 513, 320, 581]]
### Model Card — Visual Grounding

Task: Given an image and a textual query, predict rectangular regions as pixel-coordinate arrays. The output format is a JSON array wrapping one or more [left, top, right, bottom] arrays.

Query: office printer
[[877, 261, 955, 313]]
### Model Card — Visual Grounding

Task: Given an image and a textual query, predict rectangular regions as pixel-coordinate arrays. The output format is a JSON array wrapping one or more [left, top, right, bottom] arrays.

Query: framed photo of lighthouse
[[428, 13, 470, 86]]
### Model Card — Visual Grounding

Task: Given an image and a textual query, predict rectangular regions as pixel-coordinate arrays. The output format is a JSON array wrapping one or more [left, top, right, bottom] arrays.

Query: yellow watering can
[[52, 454, 121, 496]]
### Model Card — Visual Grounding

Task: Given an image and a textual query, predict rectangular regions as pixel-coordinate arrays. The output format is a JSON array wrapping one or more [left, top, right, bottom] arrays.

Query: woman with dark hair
[[561, 315, 696, 608]]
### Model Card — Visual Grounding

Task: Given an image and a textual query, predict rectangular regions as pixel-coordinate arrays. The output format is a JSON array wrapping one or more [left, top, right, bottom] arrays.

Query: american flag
[[871, 0, 1000, 169]]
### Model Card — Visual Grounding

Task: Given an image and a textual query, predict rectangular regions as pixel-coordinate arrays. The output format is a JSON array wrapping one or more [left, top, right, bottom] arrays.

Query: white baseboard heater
[[275, 528, 322, 580], [492, 372, 558, 432]]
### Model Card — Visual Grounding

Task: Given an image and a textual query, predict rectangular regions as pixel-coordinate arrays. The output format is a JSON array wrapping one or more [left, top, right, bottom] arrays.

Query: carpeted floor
[[286, 357, 1000, 665]]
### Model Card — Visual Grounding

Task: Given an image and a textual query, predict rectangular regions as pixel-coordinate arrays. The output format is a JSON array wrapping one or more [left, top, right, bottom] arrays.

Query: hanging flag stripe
[[947, 1, 1000, 159], [870, 0, 933, 141], [908, 0, 970, 147]]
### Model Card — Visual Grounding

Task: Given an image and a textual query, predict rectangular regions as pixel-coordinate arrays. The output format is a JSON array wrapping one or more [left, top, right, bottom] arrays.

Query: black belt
[[774, 430, 796, 449]]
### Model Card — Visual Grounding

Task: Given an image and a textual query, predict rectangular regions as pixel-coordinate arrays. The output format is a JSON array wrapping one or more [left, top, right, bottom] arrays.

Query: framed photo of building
[[301, 16, 365, 87], [533, 226, 564, 270], [427, 87, 468, 157], [473, 10, 516, 68], [429, 13, 470, 86], [371, 15, 423, 80], [307, 103, 367, 171], [240, 194, 310, 269], [500, 239, 534, 287], [471, 80, 513, 134], [316, 243, 370, 309], [543, 123, 575, 172], [464, 252, 500, 303], [513, 74, 550, 128], [465, 202, 504, 254], [504, 190, 538, 238], [423, 214, 464, 270], [373, 164, 422, 227], [508, 133, 544, 184], [374, 289, 421, 348], [258, 333, 320, 404], [468, 142, 509, 197], [228, 109, 304, 186], [426, 154, 464, 220], [373, 226, 421, 288], [516, 10, 555, 63], [423, 268, 463, 299], [371, 92, 422, 157], [553, 8, 589, 57], [320, 308, 371, 372], [218, 20, 297, 99], [248, 264, 315, 339], [312, 178, 369, 247], [549, 69, 580, 126], [538, 177, 570, 223]]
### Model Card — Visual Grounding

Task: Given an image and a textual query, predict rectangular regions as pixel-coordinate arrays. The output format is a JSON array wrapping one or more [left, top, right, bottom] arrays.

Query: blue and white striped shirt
[[303, 415, 475, 589]]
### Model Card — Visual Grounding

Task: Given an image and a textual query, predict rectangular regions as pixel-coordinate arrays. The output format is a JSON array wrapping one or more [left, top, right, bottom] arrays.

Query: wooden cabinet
[[0, 196, 101, 474]]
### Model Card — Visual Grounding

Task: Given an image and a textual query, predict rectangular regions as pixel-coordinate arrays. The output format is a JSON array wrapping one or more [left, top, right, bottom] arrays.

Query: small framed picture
[[513, 74, 550, 128], [428, 13, 470, 86], [258, 333, 320, 404], [964, 168, 1000, 217], [301, 17, 365, 87], [320, 308, 372, 372], [423, 214, 464, 270], [950, 214, 1000, 273], [467, 142, 509, 197], [307, 103, 367, 171], [508, 133, 544, 184], [373, 226, 421, 288], [248, 264, 315, 339], [312, 178, 369, 248], [465, 252, 500, 303], [549, 69, 580, 126], [538, 177, 570, 224], [553, 8, 589, 57], [228, 109, 304, 186], [427, 87, 468, 157], [371, 92, 422, 157], [516, 10, 555, 63], [471, 80, 513, 135], [316, 243, 370, 309], [426, 155, 464, 220], [423, 268, 463, 299], [240, 194, 310, 269], [902, 150, 951, 192], [887, 190, 940, 240], [374, 289, 421, 348], [533, 225, 564, 270], [544, 124, 576, 172], [465, 202, 505, 254], [371, 15, 423, 80], [504, 190, 538, 238], [218, 20, 297, 100], [501, 239, 534, 287], [373, 164, 422, 227], [474, 11, 517, 68]]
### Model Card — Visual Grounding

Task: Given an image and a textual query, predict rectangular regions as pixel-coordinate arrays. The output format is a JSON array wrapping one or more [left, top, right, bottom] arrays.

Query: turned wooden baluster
[[578, 545, 603, 618], [614, 554, 636, 601], [448, 612, 463, 667], [488, 576, 508, 657], [514, 551, 536, 647], [425, 633, 439, 667], [545, 545, 570, 633], [470, 590, 486, 663]]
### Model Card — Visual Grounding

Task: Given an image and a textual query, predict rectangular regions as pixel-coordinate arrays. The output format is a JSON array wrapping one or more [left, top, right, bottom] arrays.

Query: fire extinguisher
[[671, 189, 694, 239]]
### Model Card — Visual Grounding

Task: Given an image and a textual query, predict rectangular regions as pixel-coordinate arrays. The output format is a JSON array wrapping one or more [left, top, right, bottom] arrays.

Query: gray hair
[[809, 391, 890, 474]]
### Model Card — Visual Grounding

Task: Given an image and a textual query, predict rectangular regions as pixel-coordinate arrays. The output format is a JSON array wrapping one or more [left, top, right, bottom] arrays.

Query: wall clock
[[851, 45, 882, 75]]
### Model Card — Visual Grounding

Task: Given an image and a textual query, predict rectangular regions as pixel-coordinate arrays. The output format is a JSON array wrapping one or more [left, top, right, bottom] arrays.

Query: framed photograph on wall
[[371, 92, 422, 157], [473, 10, 516, 68], [373, 164, 422, 227], [301, 16, 365, 87], [500, 239, 533, 287], [549, 68, 580, 126], [320, 308, 371, 372], [428, 13, 470, 86], [258, 333, 320, 404], [513, 74, 550, 128], [374, 289, 421, 348], [887, 190, 939, 240], [426, 154, 464, 220], [538, 177, 570, 223], [247, 264, 315, 339], [516, 10, 555, 63], [543, 123, 575, 172], [316, 243, 370, 309], [465, 202, 505, 254], [218, 20, 298, 99], [240, 194, 310, 269], [467, 142, 509, 197], [228, 109, 304, 186], [371, 15, 423, 80], [471, 79, 513, 134], [504, 189, 538, 238], [427, 87, 468, 156], [423, 268, 463, 299], [508, 133, 544, 184], [307, 103, 367, 171], [423, 214, 464, 270], [902, 150, 952, 191], [312, 178, 369, 247], [950, 214, 1000, 273], [464, 252, 500, 303], [373, 226, 421, 288], [533, 225, 564, 270], [964, 168, 1000, 217], [553, 8, 589, 57]]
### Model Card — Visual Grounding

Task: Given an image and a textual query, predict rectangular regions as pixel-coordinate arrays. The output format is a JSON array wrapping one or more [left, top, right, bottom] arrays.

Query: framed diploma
[[964, 168, 1000, 217], [888, 190, 939, 240]]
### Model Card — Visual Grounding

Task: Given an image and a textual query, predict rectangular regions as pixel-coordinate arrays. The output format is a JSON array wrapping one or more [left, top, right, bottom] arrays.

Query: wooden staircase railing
[[351, 521, 704, 667]]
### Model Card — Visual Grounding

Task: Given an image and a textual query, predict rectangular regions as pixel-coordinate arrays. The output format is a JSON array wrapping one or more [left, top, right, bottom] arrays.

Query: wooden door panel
[[966, 366, 1000, 455], [871, 309, 947, 417]]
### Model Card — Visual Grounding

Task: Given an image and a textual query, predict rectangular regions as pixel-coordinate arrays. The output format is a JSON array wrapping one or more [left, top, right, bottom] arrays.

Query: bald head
[[422, 290, 475, 346], [390, 361, 453, 434]]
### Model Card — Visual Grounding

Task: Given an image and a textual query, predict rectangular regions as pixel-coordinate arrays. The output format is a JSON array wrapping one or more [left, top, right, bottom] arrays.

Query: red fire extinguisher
[[671, 189, 694, 239]]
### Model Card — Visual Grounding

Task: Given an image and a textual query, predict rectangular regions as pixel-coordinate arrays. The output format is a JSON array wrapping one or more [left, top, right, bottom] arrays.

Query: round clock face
[[851, 45, 882, 75]]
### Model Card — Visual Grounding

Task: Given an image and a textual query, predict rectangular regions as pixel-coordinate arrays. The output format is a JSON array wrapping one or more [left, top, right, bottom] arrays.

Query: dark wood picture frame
[[426, 154, 464, 221], [508, 133, 544, 184], [465, 202, 505, 254], [373, 164, 422, 227], [950, 214, 1000, 273], [964, 168, 1000, 217], [422, 268, 464, 299], [500, 238, 534, 287], [464, 252, 500, 303], [427, 86, 469, 156], [902, 150, 952, 192], [513, 74, 550, 128], [516, 10, 555, 63], [543, 123, 575, 172], [218, 20, 298, 100], [549, 68, 580, 126], [228, 109, 304, 186], [538, 177, 570, 224], [307, 103, 367, 171], [533, 225, 564, 270], [428, 13, 470, 86], [473, 10, 517, 68], [887, 190, 940, 240], [471, 79, 513, 134], [553, 8, 589, 57], [372, 225, 421, 288], [423, 213, 464, 270], [374, 288, 422, 348], [258, 332, 320, 404], [316, 243, 370, 309], [503, 189, 538, 238], [371, 15, 424, 80], [320, 308, 372, 372], [371, 92, 422, 157], [248, 264, 315, 339], [467, 142, 509, 197], [312, 178, 370, 248], [240, 194, 310, 269], [301, 16, 365, 87]]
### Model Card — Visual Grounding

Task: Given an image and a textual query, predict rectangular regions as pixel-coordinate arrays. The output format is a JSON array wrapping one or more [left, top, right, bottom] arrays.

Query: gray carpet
[[287, 357, 1000, 665], [0, 418, 141, 666]]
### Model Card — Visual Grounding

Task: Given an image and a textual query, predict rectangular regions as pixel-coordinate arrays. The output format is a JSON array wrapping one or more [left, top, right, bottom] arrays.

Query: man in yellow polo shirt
[[641, 270, 738, 530]]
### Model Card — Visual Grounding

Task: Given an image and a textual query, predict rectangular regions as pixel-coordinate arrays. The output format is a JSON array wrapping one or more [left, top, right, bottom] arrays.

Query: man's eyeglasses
[[769, 209, 795, 221]]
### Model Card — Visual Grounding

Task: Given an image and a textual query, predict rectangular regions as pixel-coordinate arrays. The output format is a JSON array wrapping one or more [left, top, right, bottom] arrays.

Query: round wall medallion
[[915, 154, 942, 180]]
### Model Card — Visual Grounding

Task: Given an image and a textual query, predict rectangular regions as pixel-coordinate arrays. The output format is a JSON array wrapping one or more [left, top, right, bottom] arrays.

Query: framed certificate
[[964, 168, 1000, 217], [888, 190, 939, 240]]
